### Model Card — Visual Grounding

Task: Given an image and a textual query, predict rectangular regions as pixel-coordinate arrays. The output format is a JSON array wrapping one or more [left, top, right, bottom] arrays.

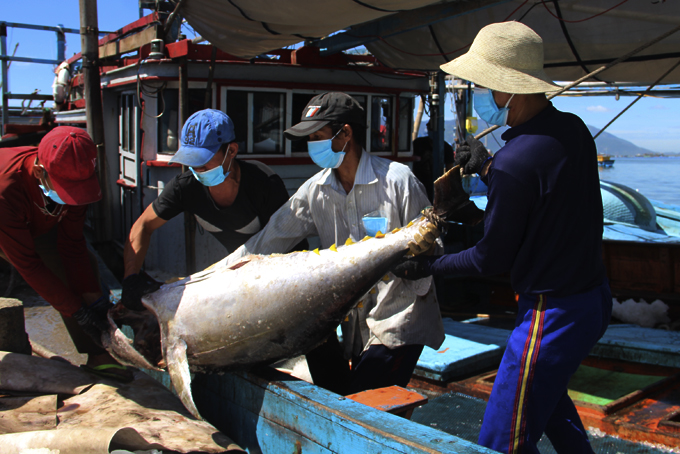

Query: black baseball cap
[[284, 92, 365, 139]]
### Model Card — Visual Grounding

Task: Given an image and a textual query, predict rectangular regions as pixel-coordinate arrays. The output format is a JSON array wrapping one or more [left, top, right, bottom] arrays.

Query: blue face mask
[[308, 128, 347, 169], [190, 151, 231, 187], [39, 184, 66, 205], [474, 88, 515, 126]]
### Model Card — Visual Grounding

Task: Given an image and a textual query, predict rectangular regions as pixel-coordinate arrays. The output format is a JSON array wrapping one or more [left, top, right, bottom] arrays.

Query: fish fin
[[166, 335, 202, 420], [433, 165, 484, 225], [103, 312, 162, 371]]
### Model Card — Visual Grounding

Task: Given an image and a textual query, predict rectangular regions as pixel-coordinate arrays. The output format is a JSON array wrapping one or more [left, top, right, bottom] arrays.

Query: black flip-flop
[[80, 364, 134, 383]]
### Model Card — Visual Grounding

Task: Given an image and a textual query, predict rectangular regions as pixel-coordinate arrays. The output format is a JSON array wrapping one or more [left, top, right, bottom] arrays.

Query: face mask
[[362, 215, 388, 237], [474, 88, 515, 126], [37, 166, 66, 205], [308, 128, 347, 169], [190, 150, 231, 186]]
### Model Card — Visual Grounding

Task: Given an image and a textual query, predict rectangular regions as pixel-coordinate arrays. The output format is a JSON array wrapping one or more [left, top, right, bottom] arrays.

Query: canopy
[[179, 0, 442, 59], [181, 0, 680, 85]]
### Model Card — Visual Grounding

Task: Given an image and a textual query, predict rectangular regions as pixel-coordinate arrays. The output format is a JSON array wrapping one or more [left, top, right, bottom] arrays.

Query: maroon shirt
[[0, 147, 99, 316]]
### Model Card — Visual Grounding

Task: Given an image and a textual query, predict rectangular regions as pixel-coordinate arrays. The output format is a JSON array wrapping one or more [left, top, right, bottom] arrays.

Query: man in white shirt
[[222, 92, 444, 395]]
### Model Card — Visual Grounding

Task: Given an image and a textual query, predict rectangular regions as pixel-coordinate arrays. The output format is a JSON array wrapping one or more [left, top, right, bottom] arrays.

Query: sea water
[[597, 157, 680, 206]]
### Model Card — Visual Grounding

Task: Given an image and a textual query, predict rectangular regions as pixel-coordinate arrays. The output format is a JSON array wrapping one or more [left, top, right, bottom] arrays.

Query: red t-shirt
[[0, 147, 99, 316]]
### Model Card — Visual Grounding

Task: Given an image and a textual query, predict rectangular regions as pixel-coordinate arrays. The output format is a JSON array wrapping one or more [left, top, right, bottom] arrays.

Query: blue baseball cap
[[169, 109, 236, 167]]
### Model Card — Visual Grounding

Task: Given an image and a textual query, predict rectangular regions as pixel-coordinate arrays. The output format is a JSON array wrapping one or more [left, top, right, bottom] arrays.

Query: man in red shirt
[[0, 126, 130, 381]]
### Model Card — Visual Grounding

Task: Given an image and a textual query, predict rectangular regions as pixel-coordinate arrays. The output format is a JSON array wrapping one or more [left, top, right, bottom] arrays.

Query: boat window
[[252, 92, 285, 154], [158, 88, 205, 155], [120, 94, 134, 152], [398, 96, 413, 152], [371, 96, 392, 152], [226, 90, 286, 154], [226, 90, 249, 152], [290, 93, 317, 152]]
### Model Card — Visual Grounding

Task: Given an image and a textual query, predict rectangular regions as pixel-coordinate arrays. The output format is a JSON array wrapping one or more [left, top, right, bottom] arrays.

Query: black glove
[[390, 256, 433, 281], [121, 272, 162, 311], [72, 304, 109, 348], [89, 294, 113, 318], [454, 136, 491, 175]]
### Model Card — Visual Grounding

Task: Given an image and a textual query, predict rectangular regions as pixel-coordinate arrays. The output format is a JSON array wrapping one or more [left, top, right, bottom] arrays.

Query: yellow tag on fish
[[369, 287, 376, 294], [330, 244, 337, 252], [345, 238, 354, 246], [357, 301, 363, 308], [391, 228, 401, 234], [407, 221, 414, 227], [375, 231, 385, 238], [313, 248, 320, 255], [382, 274, 390, 281], [362, 236, 371, 242], [344, 316, 349, 322]]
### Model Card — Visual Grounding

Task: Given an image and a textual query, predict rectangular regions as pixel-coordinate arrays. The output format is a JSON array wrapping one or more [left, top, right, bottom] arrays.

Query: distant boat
[[598, 154, 615, 167]]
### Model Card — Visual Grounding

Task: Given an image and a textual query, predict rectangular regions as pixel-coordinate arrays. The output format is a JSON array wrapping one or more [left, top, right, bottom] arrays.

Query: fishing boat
[[597, 154, 615, 167], [3, 1, 680, 452]]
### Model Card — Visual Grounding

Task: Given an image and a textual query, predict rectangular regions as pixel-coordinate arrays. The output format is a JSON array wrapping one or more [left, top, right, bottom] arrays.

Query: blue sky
[[4, 1, 680, 154]]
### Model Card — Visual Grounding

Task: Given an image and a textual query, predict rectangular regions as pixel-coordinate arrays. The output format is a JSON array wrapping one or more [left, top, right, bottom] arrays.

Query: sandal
[[80, 364, 134, 383]]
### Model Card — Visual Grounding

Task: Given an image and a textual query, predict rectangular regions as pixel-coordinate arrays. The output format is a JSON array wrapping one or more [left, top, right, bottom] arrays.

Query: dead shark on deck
[[101, 166, 484, 419]]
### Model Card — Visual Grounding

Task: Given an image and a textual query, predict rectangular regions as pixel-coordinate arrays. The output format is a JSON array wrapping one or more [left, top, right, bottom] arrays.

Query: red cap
[[37, 127, 102, 206]]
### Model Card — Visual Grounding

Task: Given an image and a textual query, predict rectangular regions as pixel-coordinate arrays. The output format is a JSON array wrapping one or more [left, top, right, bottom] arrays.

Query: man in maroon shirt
[[0, 126, 130, 381]]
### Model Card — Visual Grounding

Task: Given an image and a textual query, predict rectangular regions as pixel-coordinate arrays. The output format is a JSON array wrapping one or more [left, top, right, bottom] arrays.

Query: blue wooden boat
[[463, 179, 680, 305]]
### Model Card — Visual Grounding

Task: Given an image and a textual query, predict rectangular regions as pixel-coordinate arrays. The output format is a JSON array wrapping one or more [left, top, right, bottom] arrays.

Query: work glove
[[454, 136, 491, 175], [89, 294, 113, 318], [72, 304, 109, 348], [407, 222, 440, 256], [391, 256, 432, 281], [121, 272, 162, 311]]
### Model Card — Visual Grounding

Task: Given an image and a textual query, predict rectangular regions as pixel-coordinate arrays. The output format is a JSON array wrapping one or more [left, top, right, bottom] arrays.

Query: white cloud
[[586, 105, 611, 113]]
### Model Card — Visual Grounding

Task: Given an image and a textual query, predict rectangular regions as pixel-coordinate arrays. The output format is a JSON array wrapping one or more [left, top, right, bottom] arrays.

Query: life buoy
[[52, 61, 70, 104]]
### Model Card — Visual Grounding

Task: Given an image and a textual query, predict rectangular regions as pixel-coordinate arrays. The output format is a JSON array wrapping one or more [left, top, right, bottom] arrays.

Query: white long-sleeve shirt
[[222, 151, 445, 356]]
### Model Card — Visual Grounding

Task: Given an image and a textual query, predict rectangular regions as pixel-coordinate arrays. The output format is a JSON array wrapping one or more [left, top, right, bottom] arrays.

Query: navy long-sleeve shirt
[[424, 103, 605, 297]]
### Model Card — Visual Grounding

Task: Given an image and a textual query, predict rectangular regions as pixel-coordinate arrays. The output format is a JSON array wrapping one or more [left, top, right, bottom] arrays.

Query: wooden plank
[[603, 242, 678, 295], [346, 386, 427, 419], [99, 26, 158, 59], [192, 369, 496, 454], [590, 324, 680, 368], [414, 319, 508, 382]]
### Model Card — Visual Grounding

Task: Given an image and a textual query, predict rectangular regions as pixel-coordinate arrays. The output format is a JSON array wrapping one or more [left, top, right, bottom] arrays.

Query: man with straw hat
[[393, 22, 612, 453]]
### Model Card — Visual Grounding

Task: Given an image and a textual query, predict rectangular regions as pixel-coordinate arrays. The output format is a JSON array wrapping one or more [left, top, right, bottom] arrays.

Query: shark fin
[[166, 334, 202, 420]]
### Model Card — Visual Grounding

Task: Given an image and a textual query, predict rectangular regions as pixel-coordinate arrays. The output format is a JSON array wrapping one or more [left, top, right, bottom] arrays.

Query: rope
[[351, 0, 402, 13], [594, 58, 680, 139], [541, 0, 629, 24], [551, 0, 603, 82]]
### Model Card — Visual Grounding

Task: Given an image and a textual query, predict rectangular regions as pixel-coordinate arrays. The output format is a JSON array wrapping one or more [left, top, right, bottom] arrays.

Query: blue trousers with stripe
[[478, 280, 612, 453]]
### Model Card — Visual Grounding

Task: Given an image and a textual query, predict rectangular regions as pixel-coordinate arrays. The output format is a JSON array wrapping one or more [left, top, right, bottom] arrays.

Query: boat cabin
[[53, 13, 430, 278]]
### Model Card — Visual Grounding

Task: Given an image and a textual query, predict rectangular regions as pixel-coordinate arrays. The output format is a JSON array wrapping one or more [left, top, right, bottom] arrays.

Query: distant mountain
[[585, 125, 661, 157], [417, 120, 664, 157]]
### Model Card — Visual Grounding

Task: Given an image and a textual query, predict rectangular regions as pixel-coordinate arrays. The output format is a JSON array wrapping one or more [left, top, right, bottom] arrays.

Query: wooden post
[[79, 0, 112, 242], [179, 61, 196, 275], [0, 298, 31, 354]]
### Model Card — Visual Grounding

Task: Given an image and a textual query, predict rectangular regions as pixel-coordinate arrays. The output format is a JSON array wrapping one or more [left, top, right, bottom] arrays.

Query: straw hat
[[440, 21, 560, 94]]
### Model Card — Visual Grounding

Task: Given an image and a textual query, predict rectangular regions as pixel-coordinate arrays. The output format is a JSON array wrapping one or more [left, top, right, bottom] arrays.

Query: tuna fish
[[103, 167, 483, 419]]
